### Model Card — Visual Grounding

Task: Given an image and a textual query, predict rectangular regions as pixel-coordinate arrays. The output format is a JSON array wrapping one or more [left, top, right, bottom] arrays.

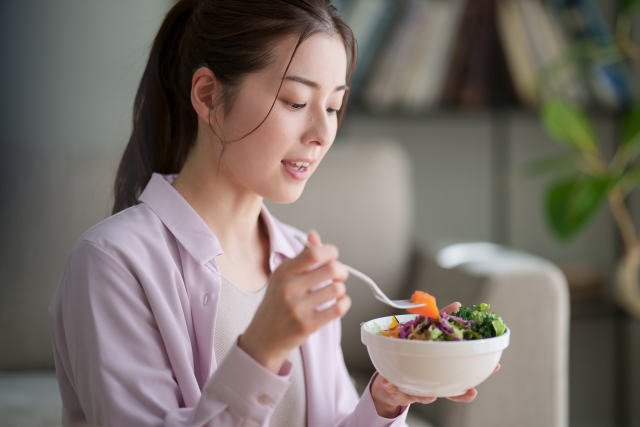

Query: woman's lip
[[282, 161, 310, 181], [282, 158, 316, 163]]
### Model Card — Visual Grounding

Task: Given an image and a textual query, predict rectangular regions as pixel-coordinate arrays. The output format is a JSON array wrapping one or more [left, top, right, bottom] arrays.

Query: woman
[[49, 1, 491, 426]]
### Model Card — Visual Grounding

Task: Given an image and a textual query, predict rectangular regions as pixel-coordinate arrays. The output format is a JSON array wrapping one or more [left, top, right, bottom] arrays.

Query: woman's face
[[210, 32, 348, 204]]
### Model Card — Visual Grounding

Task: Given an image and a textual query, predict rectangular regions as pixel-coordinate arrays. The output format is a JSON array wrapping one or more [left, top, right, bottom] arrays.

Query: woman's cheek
[[276, 116, 307, 144]]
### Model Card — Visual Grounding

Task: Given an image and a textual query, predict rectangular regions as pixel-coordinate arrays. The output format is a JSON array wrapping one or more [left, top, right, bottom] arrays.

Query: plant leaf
[[619, 164, 640, 193], [621, 101, 640, 155], [541, 98, 598, 153], [621, 0, 640, 16], [545, 177, 610, 240], [524, 154, 579, 178], [628, 164, 640, 182]]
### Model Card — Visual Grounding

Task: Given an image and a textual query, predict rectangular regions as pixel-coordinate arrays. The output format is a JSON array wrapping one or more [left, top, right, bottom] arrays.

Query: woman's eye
[[327, 108, 341, 115], [288, 102, 306, 110]]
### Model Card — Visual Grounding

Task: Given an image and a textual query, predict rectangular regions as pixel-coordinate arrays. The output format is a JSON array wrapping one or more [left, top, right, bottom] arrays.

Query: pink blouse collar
[[139, 173, 301, 266]]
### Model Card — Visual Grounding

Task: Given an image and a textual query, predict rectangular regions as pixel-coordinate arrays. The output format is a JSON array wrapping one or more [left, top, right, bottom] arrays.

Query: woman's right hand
[[238, 230, 351, 374]]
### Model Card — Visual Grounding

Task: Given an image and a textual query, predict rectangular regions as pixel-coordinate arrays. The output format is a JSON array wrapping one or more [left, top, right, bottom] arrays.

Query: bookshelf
[[336, 0, 636, 113]]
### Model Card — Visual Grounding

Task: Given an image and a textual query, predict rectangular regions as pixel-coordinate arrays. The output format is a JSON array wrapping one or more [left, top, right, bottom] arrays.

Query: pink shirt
[[48, 173, 410, 427]]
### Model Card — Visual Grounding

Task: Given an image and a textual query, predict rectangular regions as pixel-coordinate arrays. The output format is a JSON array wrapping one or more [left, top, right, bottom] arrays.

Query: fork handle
[[295, 234, 424, 307], [296, 235, 391, 300]]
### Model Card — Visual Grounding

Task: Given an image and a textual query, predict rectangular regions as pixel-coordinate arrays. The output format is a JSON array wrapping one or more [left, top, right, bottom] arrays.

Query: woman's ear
[[191, 67, 219, 123]]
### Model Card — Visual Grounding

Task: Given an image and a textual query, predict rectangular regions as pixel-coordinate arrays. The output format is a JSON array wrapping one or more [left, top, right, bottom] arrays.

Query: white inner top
[[214, 274, 307, 427]]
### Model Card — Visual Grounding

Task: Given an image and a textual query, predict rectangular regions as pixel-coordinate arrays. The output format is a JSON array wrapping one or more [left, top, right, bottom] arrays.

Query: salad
[[378, 291, 506, 341]]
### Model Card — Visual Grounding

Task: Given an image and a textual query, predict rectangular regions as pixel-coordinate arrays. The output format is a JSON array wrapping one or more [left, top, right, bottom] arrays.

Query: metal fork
[[296, 235, 425, 310]]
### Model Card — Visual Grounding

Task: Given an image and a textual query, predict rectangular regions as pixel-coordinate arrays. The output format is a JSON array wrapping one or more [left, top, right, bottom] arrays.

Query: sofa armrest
[[410, 243, 569, 427]]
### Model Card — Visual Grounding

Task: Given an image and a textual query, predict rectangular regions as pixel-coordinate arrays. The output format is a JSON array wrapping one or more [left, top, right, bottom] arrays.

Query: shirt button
[[258, 394, 271, 405]]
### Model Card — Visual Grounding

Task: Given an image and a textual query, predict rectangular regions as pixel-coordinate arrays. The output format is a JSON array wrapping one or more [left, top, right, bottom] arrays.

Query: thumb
[[307, 229, 322, 246]]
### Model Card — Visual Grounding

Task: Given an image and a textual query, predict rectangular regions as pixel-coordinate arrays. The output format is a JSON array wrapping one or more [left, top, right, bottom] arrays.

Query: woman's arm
[[50, 239, 293, 427]]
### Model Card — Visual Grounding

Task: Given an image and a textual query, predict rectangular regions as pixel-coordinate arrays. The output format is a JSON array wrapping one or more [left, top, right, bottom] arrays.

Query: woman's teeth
[[287, 161, 310, 171]]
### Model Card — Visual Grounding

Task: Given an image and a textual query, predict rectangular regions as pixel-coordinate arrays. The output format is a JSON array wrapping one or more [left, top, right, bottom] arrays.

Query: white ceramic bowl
[[361, 314, 510, 397]]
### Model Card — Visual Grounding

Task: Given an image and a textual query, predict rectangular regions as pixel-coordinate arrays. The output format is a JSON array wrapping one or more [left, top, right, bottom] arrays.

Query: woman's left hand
[[369, 301, 502, 418]]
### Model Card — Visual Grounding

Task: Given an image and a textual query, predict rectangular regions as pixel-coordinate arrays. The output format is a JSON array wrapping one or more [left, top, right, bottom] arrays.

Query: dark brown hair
[[112, 0, 356, 214]]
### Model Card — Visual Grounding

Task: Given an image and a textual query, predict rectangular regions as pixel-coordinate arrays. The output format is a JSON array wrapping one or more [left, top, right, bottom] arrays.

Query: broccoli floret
[[452, 303, 505, 338]]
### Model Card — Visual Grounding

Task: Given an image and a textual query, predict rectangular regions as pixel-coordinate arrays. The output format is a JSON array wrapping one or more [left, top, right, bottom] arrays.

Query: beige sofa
[[266, 139, 570, 427]]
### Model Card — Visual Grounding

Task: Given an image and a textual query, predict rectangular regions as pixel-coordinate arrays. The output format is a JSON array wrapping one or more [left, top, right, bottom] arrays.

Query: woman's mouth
[[282, 161, 311, 180]]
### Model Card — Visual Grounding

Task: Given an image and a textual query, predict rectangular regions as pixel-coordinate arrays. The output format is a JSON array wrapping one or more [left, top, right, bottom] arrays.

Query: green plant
[[533, 99, 640, 245], [533, 0, 640, 318]]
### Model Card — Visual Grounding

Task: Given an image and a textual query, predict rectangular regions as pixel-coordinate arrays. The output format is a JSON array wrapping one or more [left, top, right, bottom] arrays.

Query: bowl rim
[[361, 314, 510, 355]]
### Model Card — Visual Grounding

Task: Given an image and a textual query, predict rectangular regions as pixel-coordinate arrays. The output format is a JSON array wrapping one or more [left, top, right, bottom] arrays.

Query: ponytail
[[112, 0, 356, 214], [112, 0, 198, 214]]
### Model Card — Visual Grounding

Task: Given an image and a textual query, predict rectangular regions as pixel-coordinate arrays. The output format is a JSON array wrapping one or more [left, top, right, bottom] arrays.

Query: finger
[[490, 363, 501, 375], [379, 377, 436, 405], [281, 244, 340, 276], [446, 388, 477, 403], [307, 229, 322, 246], [300, 261, 349, 292], [312, 294, 351, 326], [440, 302, 461, 314], [303, 281, 346, 310]]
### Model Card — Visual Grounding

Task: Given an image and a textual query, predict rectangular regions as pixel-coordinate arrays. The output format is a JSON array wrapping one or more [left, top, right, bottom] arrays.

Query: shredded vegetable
[[379, 303, 506, 341]]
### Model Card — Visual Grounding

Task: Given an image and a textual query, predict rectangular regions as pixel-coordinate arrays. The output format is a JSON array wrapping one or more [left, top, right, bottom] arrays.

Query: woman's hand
[[370, 301, 501, 418], [238, 230, 351, 374]]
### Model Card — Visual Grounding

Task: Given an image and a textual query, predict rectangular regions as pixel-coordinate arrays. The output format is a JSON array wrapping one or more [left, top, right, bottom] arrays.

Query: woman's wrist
[[370, 375, 403, 418], [238, 334, 286, 374]]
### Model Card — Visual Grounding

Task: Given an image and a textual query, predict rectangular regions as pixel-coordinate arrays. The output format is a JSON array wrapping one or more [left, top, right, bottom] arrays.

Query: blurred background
[[1, 0, 639, 426]]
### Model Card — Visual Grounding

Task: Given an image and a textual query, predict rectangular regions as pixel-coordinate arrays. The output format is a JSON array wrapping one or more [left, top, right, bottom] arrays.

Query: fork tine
[[392, 301, 426, 309], [374, 294, 425, 309]]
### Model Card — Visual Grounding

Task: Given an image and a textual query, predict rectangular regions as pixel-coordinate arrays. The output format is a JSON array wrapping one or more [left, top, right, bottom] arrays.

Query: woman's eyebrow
[[284, 75, 349, 92]]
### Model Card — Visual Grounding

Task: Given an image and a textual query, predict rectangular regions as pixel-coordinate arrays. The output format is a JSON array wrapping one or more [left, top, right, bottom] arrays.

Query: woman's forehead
[[265, 33, 348, 90]]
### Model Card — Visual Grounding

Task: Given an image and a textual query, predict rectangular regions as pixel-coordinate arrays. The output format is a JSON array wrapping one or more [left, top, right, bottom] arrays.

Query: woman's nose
[[303, 105, 334, 146]]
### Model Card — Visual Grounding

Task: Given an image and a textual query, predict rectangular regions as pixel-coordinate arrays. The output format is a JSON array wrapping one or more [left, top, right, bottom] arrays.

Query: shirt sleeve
[[331, 321, 410, 427], [51, 239, 292, 427]]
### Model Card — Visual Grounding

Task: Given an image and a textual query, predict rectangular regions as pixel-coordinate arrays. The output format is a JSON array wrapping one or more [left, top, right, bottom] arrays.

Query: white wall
[[338, 111, 620, 278], [0, 0, 172, 369]]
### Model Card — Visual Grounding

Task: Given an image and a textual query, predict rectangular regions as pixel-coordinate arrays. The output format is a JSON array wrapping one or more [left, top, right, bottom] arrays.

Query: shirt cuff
[[201, 341, 292, 424], [360, 372, 410, 426]]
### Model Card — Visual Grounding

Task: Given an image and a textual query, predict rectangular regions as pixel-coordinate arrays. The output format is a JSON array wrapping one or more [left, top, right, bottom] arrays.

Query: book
[[532, 0, 589, 105], [457, 0, 498, 108], [401, 0, 467, 112], [441, 0, 479, 106], [506, 0, 587, 106], [363, 0, 430, 111], [396, 0, 437, 110], [496, 0, 540, 106], [546, 0, 636, 109], [343, 0, 398, 100], [441, 0, 500, 108]]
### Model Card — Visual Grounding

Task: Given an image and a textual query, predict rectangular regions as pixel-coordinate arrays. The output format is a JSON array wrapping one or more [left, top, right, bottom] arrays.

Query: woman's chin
[[265, 186, 306, 204]]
